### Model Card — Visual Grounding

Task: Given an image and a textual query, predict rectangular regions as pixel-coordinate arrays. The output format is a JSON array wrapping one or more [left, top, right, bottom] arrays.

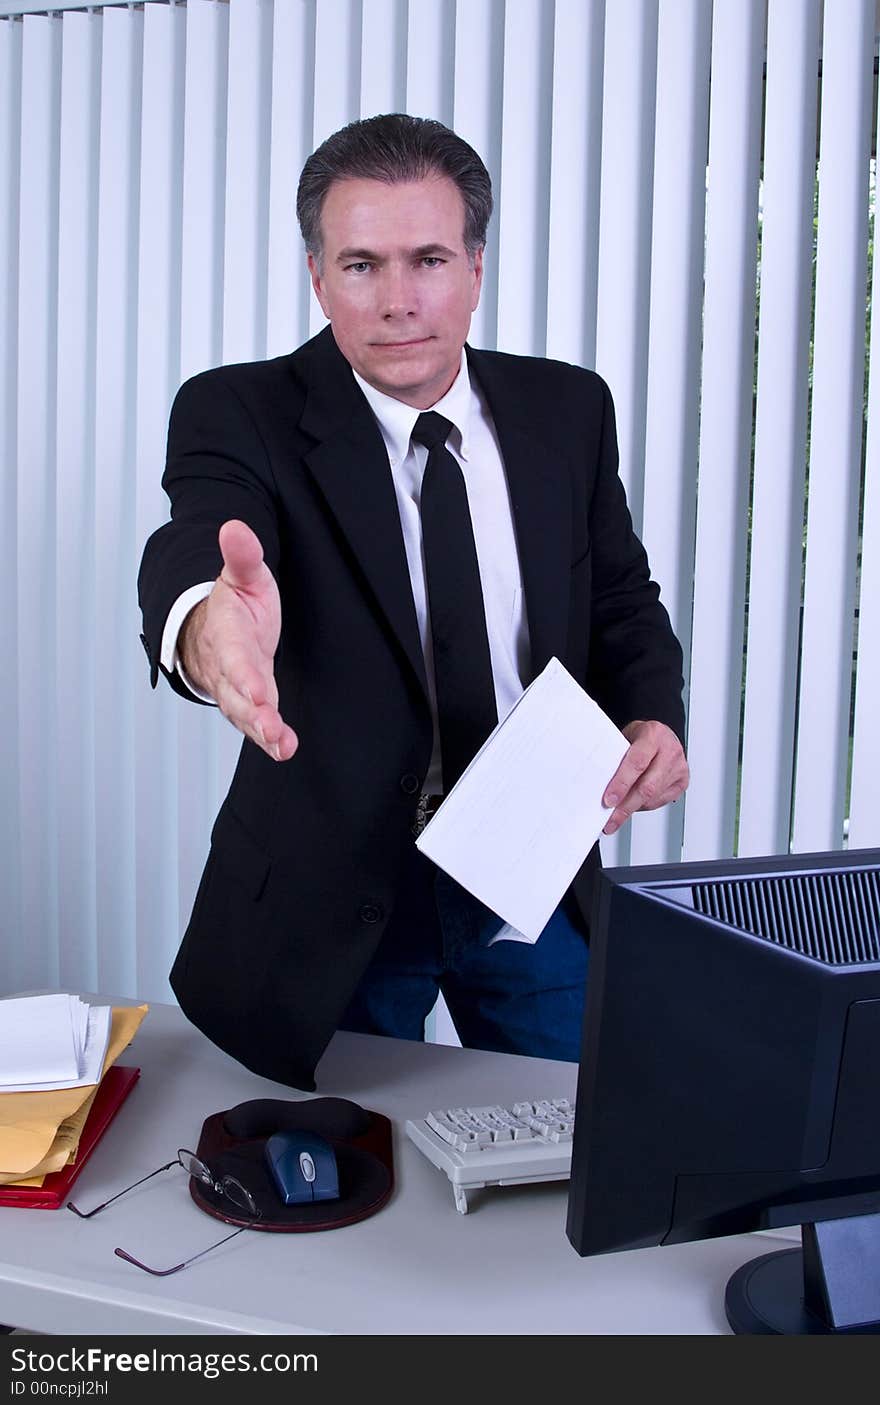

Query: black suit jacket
[[138, 326, 685, 1090]]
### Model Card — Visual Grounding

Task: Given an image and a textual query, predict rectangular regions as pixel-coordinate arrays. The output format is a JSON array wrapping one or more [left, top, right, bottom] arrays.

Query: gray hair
[[297, 113, 493, 267]]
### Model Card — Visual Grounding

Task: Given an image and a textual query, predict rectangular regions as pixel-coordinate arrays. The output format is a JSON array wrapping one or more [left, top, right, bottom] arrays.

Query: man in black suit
[[138, 114, 688, 1092]]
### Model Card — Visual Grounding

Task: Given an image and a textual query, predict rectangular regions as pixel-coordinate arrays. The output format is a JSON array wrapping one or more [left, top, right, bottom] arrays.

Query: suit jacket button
[[359, 903, 383, 924], [399, 773, 420, 795]]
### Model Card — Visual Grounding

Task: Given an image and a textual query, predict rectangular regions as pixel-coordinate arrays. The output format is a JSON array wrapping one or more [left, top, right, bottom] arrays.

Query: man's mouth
[[372, 336, 432, 349]]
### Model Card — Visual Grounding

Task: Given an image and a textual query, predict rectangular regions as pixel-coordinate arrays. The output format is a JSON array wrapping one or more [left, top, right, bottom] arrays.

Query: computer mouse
[[264, 1131, 340, 1206]]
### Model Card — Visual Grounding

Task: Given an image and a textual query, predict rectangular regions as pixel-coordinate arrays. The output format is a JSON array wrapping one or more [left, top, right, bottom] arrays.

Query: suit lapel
[[299, 329, 429, 700], [297, 331, 572, 701], [466, 346, 572, 677]]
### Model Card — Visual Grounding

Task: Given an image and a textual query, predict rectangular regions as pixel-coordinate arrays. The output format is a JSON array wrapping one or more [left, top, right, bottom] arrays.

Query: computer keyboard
[[405, 1097, 575, 1213]]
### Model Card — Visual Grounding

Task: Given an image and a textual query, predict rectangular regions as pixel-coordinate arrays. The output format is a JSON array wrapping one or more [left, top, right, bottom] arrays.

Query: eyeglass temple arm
[[67, 1160, 180, 1219], [114, 1224, 250, 1277]]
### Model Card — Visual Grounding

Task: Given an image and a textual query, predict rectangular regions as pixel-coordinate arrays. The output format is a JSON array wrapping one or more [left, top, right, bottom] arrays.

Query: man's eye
[[345, 262, 371, 274], [421, 257, 444, 268]]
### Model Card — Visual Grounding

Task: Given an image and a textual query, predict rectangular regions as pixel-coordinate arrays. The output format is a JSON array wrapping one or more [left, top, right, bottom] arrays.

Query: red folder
[[0, 1064, 141, 1210]]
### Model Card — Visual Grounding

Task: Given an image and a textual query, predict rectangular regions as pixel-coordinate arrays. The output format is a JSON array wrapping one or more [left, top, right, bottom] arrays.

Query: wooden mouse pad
[[190, 1096, 394, 1232]]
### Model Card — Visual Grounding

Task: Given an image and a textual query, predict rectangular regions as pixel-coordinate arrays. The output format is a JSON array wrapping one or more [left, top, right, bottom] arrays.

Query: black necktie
[[413, 411, 498, 793]]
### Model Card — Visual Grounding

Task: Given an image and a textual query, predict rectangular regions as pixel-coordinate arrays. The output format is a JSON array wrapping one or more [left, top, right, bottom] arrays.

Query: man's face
[[307, 174, 483, 409]]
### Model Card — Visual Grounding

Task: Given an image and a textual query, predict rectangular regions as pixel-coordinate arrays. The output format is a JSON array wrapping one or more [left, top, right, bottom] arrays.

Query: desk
[[0, 1000, 791, 1335]]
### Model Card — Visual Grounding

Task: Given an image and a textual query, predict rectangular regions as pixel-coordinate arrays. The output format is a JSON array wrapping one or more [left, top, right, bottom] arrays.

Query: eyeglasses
[[67, 1149, 261, 1276]]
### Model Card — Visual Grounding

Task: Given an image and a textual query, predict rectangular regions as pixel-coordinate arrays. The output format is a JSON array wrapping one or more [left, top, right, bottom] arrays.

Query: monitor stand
[[725, 1212, 880, 1334]]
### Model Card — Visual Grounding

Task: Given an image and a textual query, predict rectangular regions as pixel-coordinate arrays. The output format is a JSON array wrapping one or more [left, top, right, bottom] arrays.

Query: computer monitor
[[565, 845, 880, 1335]]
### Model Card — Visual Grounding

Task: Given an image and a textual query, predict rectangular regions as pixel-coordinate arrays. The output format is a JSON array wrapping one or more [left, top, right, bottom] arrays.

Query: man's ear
[[307, 252, 330, 318], [471, 246, 484, 312]]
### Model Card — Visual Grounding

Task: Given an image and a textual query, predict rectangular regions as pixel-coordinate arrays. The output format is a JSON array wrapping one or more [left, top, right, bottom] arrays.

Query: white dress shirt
[[161, 350, 532, 793]]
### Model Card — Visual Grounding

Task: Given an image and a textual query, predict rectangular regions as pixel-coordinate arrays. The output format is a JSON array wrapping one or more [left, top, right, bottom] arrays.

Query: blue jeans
[[340, 847, 589, 1062]]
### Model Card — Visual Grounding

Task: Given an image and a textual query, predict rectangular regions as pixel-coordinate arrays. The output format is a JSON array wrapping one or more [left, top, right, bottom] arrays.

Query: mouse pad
[[191, 1096, 394, 1232]]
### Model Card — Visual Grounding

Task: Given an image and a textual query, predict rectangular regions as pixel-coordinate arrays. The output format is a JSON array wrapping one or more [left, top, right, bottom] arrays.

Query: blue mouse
[[264, 1131, 340, 1205]]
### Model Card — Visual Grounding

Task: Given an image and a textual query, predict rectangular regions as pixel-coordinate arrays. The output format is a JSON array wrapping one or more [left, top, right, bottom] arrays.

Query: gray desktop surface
[[0, 999, 784, 1335]]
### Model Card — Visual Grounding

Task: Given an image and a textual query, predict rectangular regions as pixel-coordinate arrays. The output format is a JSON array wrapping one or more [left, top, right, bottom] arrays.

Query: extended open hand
[[179, 519, 298, 763]]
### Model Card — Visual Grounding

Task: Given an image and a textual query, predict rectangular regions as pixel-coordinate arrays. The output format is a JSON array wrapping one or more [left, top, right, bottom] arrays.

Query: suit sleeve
[[137, 369, 282, 699], [584, 377, 687, 747]]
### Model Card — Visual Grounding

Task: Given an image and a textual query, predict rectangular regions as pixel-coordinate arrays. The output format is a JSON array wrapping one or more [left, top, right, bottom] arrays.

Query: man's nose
[[380, 265, 418, 318]]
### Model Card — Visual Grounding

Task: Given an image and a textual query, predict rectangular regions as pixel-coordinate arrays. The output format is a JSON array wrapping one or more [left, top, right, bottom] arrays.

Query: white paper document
[[415, 657, 630, 943], [0, 993, 112, 1092]]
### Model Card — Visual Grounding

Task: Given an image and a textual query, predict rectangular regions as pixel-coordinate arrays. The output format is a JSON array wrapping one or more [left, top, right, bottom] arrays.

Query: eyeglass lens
[[177, 1151, 257, 1215]]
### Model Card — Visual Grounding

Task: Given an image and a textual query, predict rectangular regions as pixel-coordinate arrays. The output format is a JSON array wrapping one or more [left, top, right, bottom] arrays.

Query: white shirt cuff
[[160, 582, 217, 704]]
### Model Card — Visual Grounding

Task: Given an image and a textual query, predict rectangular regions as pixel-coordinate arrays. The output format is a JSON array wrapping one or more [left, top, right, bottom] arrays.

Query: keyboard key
[[511, 1101, 536, 1119], [426, 1111, 461, 1144], [426, 1112, 482, 1150], [464, 1107, 516, 1140], [447, 1112, 493, 1146]]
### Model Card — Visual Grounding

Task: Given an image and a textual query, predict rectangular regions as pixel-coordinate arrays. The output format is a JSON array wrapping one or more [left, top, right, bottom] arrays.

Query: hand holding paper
[[415, 658, 630, 942]]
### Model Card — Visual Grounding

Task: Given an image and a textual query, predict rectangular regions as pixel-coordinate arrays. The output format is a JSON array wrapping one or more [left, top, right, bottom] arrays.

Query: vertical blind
[[1, 0, 878, 1007]]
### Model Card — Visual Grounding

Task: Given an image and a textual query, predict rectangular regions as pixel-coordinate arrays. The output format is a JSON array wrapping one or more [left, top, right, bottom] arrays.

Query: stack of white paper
[[0, 994, 112, 1093], [415, 657, 631, 943]]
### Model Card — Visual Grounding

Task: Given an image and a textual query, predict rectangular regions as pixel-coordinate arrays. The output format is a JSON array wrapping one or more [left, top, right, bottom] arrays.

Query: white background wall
[[1, 0, 878, 1013]]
